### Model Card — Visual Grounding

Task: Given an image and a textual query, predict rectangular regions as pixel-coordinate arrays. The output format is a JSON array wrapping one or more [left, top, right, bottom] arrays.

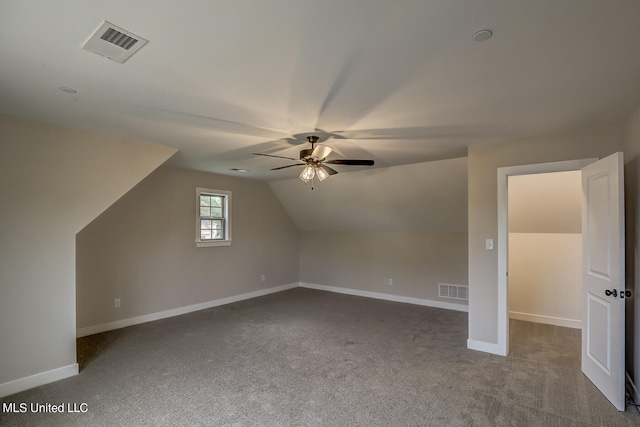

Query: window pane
[[197, 190, 230, 243]]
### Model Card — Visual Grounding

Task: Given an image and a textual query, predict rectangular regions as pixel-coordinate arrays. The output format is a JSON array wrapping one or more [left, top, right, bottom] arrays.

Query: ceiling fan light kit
[[299, 163, 331, 188], [253, 135, 374, 188]]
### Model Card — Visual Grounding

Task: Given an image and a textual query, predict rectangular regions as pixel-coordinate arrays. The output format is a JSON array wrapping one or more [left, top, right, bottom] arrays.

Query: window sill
[[196, 240, 233, 247]]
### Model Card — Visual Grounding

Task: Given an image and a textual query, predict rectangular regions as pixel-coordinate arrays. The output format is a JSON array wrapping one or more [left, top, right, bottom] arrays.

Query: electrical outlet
[[388, 278, 393, 286], [261, 274, 266, 282], [114, 298, 121, 308], [486, 239, 494, 250], [384, 278, 393, 286]]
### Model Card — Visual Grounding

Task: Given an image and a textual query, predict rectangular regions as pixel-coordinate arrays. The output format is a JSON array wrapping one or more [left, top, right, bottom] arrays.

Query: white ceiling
[[2, 1, 640, 181]]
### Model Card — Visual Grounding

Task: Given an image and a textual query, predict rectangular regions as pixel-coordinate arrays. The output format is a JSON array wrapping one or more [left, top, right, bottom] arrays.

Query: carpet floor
[[1, 288, 639, 426]]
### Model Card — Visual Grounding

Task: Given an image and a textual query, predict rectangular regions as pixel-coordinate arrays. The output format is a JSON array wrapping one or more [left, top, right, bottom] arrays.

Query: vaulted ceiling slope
[[1, 1, 640, 180], [269, 157, 468, 232]]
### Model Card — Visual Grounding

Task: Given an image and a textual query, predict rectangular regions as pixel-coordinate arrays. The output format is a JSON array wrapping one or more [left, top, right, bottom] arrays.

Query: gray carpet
[[1, 288, 639, 426]]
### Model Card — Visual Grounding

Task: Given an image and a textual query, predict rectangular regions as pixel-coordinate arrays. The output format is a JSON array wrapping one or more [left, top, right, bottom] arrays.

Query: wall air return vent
[[82, 21, 148, 64], [439, 283, 468, 301]]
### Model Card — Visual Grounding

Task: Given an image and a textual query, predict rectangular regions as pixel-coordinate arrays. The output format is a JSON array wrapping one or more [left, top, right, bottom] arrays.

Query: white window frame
[[195, 187, 232, 247]]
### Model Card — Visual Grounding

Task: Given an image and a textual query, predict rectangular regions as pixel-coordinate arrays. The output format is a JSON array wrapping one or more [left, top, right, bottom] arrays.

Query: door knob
[[619, 290, 632, 299], [605, 289, 618, 297]]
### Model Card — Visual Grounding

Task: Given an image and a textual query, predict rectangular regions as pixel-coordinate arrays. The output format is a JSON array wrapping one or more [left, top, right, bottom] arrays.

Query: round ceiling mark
[[59, 87, 78, 94], [472, 29, 493, 42]]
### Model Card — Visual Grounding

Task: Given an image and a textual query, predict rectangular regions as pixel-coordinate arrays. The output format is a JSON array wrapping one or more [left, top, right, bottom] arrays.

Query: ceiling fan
[[252, 135, 374, 187]]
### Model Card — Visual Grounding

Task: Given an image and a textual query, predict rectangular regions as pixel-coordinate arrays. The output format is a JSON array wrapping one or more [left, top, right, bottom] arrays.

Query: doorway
[[496, 158, 596, 355], [507, 170, 582, 330], [497, 154, 627, 410]]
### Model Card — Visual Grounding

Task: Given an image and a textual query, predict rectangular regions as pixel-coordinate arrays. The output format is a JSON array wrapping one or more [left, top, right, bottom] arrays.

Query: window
[[196, 187, 232, 247]]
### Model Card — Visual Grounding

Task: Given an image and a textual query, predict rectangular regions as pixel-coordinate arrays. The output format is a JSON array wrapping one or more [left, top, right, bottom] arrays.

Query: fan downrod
[[306, 135, 319, 148]]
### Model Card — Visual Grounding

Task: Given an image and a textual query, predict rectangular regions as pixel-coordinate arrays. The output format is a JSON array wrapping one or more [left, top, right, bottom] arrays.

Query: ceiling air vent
[[82, 21, 148, 64]]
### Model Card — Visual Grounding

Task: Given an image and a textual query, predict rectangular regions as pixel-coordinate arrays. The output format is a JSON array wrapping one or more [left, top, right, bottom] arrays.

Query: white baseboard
[[299, 282, 468, 312], [77, 283, 298, 338], [467, 339, 508, 356], [509, 311, 581, 329], [78, 282, 468, 338], [0, 363, 78, 399]]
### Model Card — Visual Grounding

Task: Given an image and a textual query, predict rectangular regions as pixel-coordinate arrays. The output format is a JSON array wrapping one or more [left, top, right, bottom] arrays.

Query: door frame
[[496, 158, 597, 356]]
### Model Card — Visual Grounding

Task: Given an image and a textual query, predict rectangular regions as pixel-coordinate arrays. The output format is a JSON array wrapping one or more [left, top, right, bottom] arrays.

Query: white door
[[581, 152, 625, 411]]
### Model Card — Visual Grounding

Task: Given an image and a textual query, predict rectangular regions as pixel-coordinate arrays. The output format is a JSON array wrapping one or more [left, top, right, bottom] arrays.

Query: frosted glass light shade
[[316, 165, 329, 181], [299, 164, 315, 182]]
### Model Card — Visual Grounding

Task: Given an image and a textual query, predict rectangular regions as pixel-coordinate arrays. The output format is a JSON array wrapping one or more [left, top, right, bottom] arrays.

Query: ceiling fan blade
[[325, 159, 374, 166], [270, 164, 304, 170], [252, 152, 298, 161], [310, 144, 333, 160], [319, 164, 338, 175]]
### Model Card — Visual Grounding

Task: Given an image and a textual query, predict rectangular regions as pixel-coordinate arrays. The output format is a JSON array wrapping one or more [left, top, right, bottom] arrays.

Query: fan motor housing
[[300, 148, 313, 160]]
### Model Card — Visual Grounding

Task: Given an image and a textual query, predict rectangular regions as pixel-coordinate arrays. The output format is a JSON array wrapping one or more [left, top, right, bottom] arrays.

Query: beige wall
[[468, 124, 624, 345], [624, 107, 640, 160], [299, 231, 468, 306], [0, 114, 176, 395], [508, 233, 581, 326], [76, 166, 299, 329], [271, 157, 468, 306]]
